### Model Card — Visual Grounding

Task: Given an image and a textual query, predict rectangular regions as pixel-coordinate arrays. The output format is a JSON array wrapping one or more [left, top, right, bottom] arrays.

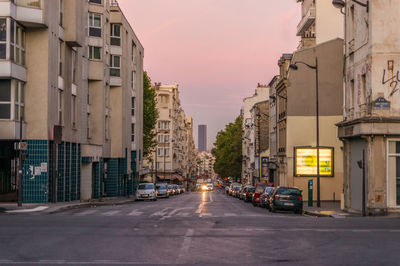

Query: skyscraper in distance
[[198, 125, 207, 152]]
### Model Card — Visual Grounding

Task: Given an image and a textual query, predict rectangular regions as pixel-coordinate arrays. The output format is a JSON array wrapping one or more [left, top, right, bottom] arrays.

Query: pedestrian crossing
[[64, 207, 276, 219]]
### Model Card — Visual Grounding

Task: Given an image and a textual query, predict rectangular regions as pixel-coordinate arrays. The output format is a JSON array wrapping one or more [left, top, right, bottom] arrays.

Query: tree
[[212, 116, 242, 179], [142, 72, 158, 160]]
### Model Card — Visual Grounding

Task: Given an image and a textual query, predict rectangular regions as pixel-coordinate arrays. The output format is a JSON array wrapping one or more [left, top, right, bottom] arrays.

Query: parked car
[[225, 186, 230, 195], [174, 185, 180, 194], [168, 185, 175, 196], [244, 186, 255, 202], [269, 187, 303, 214], [229, 183, 240, 196], [259, 186, 275, 208], [136, 183, 157, 201], [252, 183, 274, 206], [180, 185, 186, 193], [233, 186, 241, 197], [156, 184, 169, 198], [240, 186, 249, 200]]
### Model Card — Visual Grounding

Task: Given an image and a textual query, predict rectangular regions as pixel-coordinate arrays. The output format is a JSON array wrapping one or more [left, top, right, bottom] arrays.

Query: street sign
[[373, 97, 390, 110]]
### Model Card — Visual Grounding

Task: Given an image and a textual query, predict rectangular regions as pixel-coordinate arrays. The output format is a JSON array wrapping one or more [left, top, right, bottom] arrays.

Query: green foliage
[[212, 116, 242, 179], [143, 71, 158, 160]]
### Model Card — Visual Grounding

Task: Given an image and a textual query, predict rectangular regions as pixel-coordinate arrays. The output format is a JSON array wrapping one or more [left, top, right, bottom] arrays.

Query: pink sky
[[118, 0, 300, 150]]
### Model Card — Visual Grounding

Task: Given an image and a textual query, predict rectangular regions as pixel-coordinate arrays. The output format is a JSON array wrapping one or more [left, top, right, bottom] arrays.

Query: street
[[1, 191, 400, 265]]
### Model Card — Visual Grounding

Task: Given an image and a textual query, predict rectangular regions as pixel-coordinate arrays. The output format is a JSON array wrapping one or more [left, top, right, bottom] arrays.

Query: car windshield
[[265, 187, 274, 194], [207, 184, 213, 187], [255, 184, 267, 193], [138, 184, 154, 190], [276, 188, 301, 196], [157, 185, 166, 190]]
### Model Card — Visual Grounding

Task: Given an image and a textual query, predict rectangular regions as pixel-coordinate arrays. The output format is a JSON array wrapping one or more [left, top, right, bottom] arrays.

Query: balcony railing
[[297, 5, 316, 36], [14, 0, 41, 8]]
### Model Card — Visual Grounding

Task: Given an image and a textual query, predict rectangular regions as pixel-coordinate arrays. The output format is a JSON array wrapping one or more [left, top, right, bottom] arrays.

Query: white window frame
[[88, 12, 102, 37], [110, 23, 121, 46], [88, 46, 101, 60], [110, 54, 120, 77], [14, 80, 24, 121], [157, 148, 163, 157], [164, 148, 169, 157]]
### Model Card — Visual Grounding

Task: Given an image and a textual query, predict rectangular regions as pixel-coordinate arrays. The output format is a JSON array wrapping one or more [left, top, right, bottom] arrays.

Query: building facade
[[336, 0, 400, 214], [198, 124, 207, 153], [0, 0, 144, 203]]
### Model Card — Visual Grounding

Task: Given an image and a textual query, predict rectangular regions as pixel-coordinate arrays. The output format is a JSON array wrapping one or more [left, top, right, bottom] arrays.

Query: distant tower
[[198, 125, 207, 152]]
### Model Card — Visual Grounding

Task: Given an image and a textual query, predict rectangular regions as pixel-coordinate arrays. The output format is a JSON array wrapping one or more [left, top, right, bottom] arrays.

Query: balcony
[[297, 5, 316, 36], [11, 0, 45, 27]]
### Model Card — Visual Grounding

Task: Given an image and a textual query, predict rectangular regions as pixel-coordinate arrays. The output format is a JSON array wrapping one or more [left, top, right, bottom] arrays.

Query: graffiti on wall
[[382, 60, 400, 96]]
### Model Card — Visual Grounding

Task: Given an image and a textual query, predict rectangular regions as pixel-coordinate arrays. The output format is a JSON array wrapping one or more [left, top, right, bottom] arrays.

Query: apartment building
[[0, 0, 144, 203], [297, 0, 344, 49], [241, 84, 268, 185], [336, 0, 400, 214], [196, 151, 215, 179]]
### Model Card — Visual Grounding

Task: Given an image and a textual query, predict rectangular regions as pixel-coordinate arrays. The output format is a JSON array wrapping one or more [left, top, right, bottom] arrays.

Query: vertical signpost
[[308, 180, 313, 207]]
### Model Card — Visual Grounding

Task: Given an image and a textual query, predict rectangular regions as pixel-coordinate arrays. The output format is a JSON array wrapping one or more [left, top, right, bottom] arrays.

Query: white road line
[[160, 207, 193, 220], [200, 212, 212, 217], [102, 210, 121, 216], [150, 207, 171, 217], [177, 228, 195, 264], [178, 212, 190, 217], [127, 210, 143, 216], [209, 193, 213, 202], [75, 209, 97, 216], [224, 213, 237, 217], [6, 206, 48, 213], [195, 203, 203, 214]]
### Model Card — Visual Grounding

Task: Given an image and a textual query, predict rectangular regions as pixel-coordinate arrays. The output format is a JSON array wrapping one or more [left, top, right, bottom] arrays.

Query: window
[[14, 81, 24, 121], [350, 79, 355, 109], [131, 97, 135, 116], [58, 40, 63, 76], [131, 123, 135, 142], [88, 12, 101, 37], [157, 148, 163, 156], [110, 55, 120, 77], [71, 95, 76, 128], [164, 135, 169, 143], [164, 148, 169, 157], [362, 74, 367, 105], [158, 135, 163, 143], [131, 41, 136, 63], [58, 89, 63, 125], [0, 18, 7, 59], [110, 24, 120, 46], [131, 71, 135, 89], [59, 0, 63, 27], [88, 46, 101, 60], [89, 0, 102, 4], [15, 0, 41, 8], [0, 80, 11, 119], [72, 49, 77, 83]]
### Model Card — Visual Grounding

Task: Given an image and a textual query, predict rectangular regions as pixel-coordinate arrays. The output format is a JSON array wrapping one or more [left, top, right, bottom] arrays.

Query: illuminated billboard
[[294, 147, 334, 177]]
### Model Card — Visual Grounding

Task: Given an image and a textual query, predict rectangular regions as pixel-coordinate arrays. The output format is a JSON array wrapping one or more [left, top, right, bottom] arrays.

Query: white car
[[201, 183, 214, 191], [136, 183, 157, 201]]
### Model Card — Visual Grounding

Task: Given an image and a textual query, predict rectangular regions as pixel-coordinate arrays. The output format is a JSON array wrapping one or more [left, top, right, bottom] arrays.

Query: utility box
[[308, 180, 313, 207]]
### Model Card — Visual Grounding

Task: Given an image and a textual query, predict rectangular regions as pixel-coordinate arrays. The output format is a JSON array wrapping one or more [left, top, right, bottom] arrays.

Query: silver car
[[156, 184, 169, 198], [136, 183, 157, 201]]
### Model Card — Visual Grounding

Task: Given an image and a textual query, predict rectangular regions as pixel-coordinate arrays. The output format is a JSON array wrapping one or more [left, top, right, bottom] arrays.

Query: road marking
[[176, 228, 195, 263], [6, 206, 48, 213], [102, 210, 120, 216], [150, 207, 172, 217], [178, 212, 190, 217], [200, 212, 212, 217], [128, 210, 143, 216], [209, 193, 213, 202], [160, 207, 193, 220], [195, 203, 203, 214], [224, 213, 237, 216], [75, 210, 97, 216]]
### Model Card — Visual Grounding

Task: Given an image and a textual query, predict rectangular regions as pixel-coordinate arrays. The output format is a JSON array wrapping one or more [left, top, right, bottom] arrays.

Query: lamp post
[[289, 57, 321, 207]]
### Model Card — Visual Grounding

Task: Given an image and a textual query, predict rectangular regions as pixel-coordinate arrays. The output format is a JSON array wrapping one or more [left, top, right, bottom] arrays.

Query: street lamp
[[332, 0, 369, 13], [289, 58, 321, 208]]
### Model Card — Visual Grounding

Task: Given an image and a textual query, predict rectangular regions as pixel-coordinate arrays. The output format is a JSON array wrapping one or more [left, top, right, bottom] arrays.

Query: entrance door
[[350, 139, 367, 211], [388, 141, 400, 207]]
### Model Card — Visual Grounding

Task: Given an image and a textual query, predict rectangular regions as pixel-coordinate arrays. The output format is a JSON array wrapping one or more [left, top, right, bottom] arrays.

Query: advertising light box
[[294, 147, 334, 177]]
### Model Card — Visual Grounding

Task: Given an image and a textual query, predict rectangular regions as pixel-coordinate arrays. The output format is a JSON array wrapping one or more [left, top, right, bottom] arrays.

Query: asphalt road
[[1, 191, 400, 265]]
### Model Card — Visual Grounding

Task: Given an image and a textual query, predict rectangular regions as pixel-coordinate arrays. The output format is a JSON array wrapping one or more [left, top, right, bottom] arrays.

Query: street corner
[[5, 206, 49, 214]]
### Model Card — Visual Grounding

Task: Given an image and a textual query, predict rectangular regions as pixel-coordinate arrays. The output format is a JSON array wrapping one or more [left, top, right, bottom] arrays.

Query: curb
[[303, 210, 333, 217], [47, 198, 137, 214]]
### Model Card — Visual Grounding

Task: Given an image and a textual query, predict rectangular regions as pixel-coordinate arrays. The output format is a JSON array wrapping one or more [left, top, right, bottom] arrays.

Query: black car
[[244, 186, 255, 202], [259, 186, 274, 208], [269, 187, 303, 214]]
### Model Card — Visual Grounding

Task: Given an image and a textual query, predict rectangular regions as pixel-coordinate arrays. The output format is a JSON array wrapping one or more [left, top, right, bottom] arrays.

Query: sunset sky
[[118, 0, 300, 150]]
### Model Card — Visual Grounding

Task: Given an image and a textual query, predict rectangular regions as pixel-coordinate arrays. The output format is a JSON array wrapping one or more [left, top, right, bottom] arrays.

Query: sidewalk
[[303, 201, 350, 218], [0, 196, 136, 214]]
